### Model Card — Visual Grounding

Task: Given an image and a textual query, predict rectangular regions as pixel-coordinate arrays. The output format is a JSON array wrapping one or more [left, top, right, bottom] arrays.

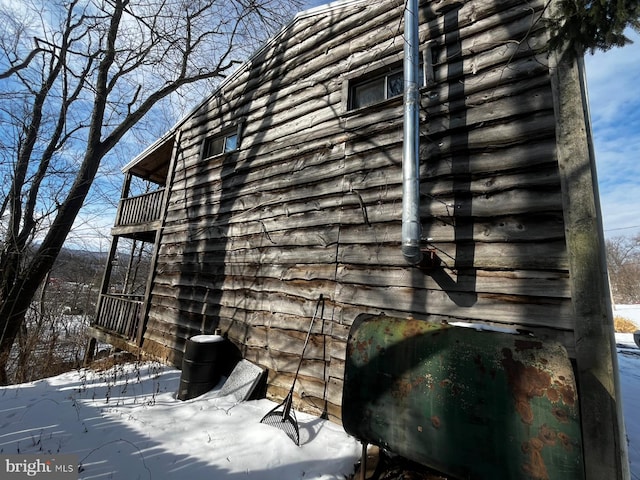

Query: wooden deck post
[[94, 172, 131, 323], [549, 26, 631, 480], [94, 235, 120, 327], [136, 132, 182, 348]]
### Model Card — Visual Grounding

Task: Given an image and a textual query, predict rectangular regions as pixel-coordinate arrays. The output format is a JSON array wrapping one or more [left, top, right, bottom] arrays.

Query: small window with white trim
[[202, 129, 239, 158]]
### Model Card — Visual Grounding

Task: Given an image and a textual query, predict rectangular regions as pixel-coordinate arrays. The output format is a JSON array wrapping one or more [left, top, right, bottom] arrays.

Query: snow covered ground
[[0, 307, 638, 479], [615, 305, 640, 480], [0, 361, 360, 479]]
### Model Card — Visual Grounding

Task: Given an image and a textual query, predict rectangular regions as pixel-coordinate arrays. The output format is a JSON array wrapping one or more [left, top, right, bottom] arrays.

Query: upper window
[[348, 64, 425, 110], [203, 130, 238, 158], [350, 69, 405, 110], [347, 44, 437, 111]]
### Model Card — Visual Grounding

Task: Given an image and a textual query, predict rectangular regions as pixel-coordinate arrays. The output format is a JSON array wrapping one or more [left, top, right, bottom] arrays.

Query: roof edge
[[121, 130, 176, 174]]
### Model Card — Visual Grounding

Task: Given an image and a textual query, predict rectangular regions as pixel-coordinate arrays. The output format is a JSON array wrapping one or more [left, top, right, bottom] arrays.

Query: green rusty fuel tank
[[342, 314, 584, 480]]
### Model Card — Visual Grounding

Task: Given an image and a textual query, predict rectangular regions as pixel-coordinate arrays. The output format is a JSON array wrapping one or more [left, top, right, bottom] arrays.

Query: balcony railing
[[93, 293, 144, 342], [116, 188, 165, 228]]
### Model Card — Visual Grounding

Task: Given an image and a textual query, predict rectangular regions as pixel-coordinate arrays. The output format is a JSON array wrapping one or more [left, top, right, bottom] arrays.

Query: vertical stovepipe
[[402, 0, 423, 265]]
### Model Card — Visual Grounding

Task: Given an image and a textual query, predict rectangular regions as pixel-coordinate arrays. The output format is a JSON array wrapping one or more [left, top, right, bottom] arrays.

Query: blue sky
[[584, 29, 640, 238]]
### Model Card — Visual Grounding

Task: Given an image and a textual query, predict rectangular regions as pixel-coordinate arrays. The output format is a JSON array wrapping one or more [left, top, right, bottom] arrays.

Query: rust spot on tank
[[552, 407, 570, 423], [522, 438, 549, 480], [557, 432, 573, 452], [522, 425, 563, 480], [355, 339, 368, 354], [412, 375, 427, 388], [501, 348, 552, 425], [514, 339, 543, 352], [538, 424, 557, 446], [402, 320, 429, 339], [547, 388, 559, 403], [392, 379, 412, 399], [350, 337, 374, 364], [431, 415, 441, 429], [554, 380, 576, 406]]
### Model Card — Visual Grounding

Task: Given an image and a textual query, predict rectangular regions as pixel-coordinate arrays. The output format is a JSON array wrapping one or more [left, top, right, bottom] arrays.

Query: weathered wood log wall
[[141, 0, 569, 420]]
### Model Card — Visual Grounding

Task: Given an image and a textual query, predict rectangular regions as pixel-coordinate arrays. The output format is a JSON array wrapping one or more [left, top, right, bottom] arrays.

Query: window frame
[[348, 67, 407, 110], [342, 43, 438, 113], [201, 126, 241, 160]]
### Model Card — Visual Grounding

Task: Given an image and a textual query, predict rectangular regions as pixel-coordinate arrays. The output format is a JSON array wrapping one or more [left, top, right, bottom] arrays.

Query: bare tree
[[0, 0, 300, 384], [606, 234, 640, 304]]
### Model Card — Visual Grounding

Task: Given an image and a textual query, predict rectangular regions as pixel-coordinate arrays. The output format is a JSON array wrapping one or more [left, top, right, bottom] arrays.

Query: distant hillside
[[50, 247, 109, 285]]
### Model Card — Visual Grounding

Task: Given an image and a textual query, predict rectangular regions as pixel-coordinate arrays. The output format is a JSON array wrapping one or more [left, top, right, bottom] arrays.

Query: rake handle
[[289, 294, 324, 392]]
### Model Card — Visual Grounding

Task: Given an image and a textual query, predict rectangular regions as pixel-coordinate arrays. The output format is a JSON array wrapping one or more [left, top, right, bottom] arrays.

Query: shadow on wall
[[420, 3, 477, 308]]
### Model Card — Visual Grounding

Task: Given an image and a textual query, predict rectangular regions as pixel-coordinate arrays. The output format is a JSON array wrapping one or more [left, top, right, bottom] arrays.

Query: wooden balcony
[[91, 293, 144, 344], [113, 188, 165, 236]]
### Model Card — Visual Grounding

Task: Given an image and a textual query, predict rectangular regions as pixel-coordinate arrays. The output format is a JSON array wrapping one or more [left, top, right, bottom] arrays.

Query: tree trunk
[[0, 146, 102, 384], [0, 299, 29, 385]]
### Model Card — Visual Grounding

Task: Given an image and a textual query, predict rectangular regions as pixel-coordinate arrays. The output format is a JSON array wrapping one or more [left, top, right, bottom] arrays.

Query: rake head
[[260, 405, 300, 445]]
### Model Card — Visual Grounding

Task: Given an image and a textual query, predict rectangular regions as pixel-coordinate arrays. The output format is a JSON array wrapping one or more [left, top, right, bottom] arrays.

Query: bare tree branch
[[0, 0, 302, 384], [0, 44, 47, 80]]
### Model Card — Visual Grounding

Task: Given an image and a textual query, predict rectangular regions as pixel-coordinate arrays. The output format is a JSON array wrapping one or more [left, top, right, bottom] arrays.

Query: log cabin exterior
[[87, 0, 628, 478]]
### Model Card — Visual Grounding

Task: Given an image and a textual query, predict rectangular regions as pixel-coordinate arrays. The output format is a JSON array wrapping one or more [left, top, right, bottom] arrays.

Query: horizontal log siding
[[141, 0, 568, 419]]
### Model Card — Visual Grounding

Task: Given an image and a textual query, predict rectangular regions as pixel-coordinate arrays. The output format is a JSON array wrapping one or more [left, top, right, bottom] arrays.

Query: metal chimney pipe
[[402, 0, 423, 265]]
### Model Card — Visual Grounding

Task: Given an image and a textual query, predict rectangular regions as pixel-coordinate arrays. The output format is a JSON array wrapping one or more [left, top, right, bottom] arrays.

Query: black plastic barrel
[[177, 334, 225, 401]]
